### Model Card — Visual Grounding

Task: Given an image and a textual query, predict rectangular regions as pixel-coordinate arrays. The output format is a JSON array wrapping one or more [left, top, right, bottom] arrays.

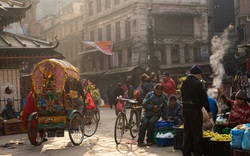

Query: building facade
[[38, 0, 84, 70], [81, 0, 211, 83], [236, 0, 250, 44]]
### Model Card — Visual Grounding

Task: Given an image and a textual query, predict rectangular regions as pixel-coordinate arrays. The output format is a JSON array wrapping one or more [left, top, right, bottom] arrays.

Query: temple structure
[[0, 0, 63, 111]]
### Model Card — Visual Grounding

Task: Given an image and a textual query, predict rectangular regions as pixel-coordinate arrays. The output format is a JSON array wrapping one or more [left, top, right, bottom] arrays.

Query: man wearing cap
[[216, 88, 250, 133], [160, 72, 176, 96], [1, 98, 17, 120], [181, 65, 211, 156], [137, 83, 168, 147]]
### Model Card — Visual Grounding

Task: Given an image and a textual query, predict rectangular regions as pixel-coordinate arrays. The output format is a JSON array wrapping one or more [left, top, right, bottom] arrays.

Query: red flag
[[82, 41, 113, 55]]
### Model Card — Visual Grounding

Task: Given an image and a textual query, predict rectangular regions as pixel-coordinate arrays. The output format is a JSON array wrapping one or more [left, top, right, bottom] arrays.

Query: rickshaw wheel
[[83, 109, 98, 137], [68, 112, 84, 145], [27, 114, 45, 146]]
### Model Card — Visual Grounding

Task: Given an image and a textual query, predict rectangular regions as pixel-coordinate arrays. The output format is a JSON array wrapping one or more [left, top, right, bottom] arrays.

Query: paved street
[[0, 108, 182, 156]]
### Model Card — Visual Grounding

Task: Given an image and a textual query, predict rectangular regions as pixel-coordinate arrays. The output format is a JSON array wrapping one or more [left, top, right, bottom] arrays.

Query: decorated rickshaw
[[27, 59, 85, 146]]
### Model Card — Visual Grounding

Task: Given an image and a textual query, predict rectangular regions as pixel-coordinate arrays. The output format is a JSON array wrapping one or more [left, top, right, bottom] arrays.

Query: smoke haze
[[207, 29, 231, 98]]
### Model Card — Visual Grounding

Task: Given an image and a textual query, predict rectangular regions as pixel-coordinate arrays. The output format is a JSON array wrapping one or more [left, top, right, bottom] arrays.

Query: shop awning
[[160, 62, 210, 70], [104, 66, 141, 75], [80, 70, 107, 77]]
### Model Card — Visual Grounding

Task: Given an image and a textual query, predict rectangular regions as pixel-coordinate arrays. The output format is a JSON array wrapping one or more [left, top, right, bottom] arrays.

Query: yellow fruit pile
[[202, 130, 214, 138], [210, 133, 231, 141]]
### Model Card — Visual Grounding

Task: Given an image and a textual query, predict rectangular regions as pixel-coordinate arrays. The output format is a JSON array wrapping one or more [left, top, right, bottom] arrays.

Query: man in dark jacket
[[113, 83, 124, 100], [107, 84, 114, 109], [137, 83, 168, 147], [2, 98, 16, 120], [167, 94, 183, 125], [181, 65, 211, 156]]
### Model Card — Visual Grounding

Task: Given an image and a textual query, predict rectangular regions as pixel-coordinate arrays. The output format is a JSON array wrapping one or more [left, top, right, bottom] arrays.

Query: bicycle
[[114, 96, 142, 145], [68, 93, 99, 137]]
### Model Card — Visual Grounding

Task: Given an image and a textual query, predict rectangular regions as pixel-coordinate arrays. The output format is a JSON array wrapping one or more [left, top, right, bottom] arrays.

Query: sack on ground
[[242, 128, 250, 150], [230, 128, 244, 149]]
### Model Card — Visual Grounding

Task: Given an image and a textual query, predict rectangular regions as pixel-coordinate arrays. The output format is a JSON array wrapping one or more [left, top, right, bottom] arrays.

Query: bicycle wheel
[[114, 112, 125, 145], [83, 110, 98, 137], [94, 107, 100, 122], [68, 112, 84, 145], [27, 114, 45, 146], [129, 110, 139, 138]]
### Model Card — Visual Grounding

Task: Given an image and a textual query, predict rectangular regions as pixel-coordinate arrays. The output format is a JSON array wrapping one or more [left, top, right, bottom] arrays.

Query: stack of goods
[[202, 130, 214, 155], [202, 130, 232, 156], [155, 132, 174, 146], [173, 124, 184, 150], [210, 131, 232, 156], [231, 124, 250, 156], [154, 120, 174, 147]]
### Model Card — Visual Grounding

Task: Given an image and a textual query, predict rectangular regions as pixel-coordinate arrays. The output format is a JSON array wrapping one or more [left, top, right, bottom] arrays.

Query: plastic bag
[[215, 116, 225, 124], [242, 129, 250, 150], [116, 102, 123, 115], [98, 99, 104, 106], [230, 128, 244, 149]]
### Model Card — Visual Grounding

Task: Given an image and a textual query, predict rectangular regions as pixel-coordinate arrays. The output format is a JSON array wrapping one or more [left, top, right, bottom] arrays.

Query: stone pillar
[[122, 49, 127, 67], [189, 46, 194, 63], [166, 43, 171, 65], [179, 44, 185, 64]]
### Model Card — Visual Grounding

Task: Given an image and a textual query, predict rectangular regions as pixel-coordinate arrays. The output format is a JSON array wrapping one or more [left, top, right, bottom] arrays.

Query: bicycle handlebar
[[116, 96, 138, 104]]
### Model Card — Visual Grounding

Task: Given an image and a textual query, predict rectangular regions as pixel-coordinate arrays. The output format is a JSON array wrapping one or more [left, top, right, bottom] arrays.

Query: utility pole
[[147, 4, 160, 73]]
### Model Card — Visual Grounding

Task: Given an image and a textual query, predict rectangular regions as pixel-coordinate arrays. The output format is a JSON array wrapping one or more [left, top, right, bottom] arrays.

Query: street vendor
[[1, 98, 16, 120], [137, 83, 168, 147], [216, 88, 250, 133]]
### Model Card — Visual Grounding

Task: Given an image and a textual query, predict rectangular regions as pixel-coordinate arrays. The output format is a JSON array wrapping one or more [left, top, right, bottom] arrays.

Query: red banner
[[82, 41, 113, 55]]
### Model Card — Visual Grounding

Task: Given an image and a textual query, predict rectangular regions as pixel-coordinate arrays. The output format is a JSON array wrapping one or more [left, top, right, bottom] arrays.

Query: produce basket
[[173, 125, 184, 150], [210, 140, 231, 156], [201, 137, 212, 156], [174, 135, 183, 150], [173, 125, 184, 135]]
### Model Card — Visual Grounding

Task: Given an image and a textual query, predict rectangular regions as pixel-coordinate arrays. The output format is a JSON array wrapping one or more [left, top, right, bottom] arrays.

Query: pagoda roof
[[0, 31, 59, 50], [0, 0, 32, 29], [0, 31, 63, 59]]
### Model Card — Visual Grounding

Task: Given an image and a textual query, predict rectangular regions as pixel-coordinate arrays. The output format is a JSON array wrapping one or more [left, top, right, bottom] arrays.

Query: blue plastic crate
[[156, 138, 174, 147], [155, 120, 174, 129]]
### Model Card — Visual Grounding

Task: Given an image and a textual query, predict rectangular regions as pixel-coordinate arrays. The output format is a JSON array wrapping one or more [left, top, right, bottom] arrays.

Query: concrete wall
[[0, 69, 21, 112]]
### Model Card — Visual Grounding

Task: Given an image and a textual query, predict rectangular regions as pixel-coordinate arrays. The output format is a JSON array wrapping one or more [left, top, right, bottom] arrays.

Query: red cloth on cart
[[86, 92, 95, 109], [22, 91, 35, 129]]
